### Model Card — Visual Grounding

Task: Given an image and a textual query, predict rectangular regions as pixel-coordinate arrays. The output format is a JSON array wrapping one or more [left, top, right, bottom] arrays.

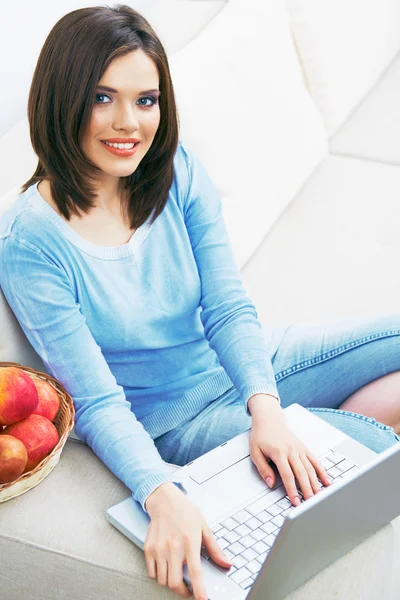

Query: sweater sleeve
[[181, 145, 280, 413], [0, 234, 182, 511]]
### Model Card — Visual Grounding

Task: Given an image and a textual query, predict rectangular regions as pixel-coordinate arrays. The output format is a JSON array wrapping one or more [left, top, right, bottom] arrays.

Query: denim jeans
[[154, 315, 400, 465]]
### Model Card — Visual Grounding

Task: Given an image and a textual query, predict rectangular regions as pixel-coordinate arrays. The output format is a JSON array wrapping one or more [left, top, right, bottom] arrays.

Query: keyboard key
[[340, 466, 358, 479], [277, 498, 291, 510], [257, 550, 269, 563], [232, 509, 252, 524], [241, 548, 258, 562], [256, 510, 273, 523], [261, 521, 277, 535], [247, 559, 262, 574], [282, 507, 294, 518], [223, 530, 240, 544], [228, 541, 246, 555], [246, 486, 285, 516], [336, 459, 355, 473], [267, 504, 282, 517], [222, 517, 239, 531], [217, 538, 230, 550], [325, 450, 345, 465], [246, 517, 263, 530], [327, 466, 342, 479], [235, 523, 252, 537], [250, 528, 266, 542], [215, 527, 229, 539], [212, 523, 223, 534], [224, 549, 235, 562], [230, 567, 252, 585], [271, 515, 285, 528], [252, 541, 269, 555], [246, 491, 272, 516], [264, 534, 276, 547], [232, 554, 247, 569], [223, 565, 237, 577], [240, 577, 254, 590], [240, 535, 257, 548], [321, 457, 335, 470]]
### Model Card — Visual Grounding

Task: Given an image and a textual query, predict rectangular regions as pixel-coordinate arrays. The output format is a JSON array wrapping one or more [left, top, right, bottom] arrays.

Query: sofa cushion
[[169, 0, 328, 268], [241, 154, 400, 327], [134, 0, 227, 55], [286, 0, 400, 137], [330, 51, 400, 165]]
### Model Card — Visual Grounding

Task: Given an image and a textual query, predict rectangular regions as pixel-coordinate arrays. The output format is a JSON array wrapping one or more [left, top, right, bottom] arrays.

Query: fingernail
[[294, 496, 301, 506], [221, 553, 232, 564], [265, 477, 273, 488]]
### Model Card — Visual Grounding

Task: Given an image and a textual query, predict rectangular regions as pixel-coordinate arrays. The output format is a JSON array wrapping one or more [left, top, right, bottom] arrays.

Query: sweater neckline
[[28, 181, 154, 259]]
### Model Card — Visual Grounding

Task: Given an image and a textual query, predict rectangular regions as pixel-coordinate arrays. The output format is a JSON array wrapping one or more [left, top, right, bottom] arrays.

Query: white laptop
[[106, 403, 400, 599]]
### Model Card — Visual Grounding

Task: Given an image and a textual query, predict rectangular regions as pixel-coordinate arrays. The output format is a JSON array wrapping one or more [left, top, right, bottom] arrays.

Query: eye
[[137, 96, 158, 108], [95, 93, 112, 104]]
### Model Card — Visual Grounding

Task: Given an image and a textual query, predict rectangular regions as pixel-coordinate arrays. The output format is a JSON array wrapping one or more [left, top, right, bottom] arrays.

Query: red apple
[[0, 434, 28, 483], [1, 414, 59, 472], [0, 367, 38, 426], [31, 378, 60, 422]]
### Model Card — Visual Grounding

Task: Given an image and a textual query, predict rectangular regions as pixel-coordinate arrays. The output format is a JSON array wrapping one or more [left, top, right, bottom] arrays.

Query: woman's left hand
[[248, 395, 331, 506]]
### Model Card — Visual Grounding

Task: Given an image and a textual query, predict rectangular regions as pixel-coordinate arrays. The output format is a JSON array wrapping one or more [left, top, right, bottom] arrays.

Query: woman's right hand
[[144, 482, 233, 599]]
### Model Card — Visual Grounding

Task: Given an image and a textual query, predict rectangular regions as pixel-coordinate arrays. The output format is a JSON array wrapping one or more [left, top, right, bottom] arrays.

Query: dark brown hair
[[21, 4, 179, 229]]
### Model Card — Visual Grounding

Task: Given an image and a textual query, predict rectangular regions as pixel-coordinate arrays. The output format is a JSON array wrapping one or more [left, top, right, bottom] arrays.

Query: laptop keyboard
[[201, 449, 358, 591]]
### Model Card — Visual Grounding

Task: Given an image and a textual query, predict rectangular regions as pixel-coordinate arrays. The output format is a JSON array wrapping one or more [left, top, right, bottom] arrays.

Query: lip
[[101, 138, 140, 143], [100, 139, 140, 157]]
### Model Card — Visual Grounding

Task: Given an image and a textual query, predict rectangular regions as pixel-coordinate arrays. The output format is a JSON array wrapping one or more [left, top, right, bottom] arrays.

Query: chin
[[95, 158, 142, 179]]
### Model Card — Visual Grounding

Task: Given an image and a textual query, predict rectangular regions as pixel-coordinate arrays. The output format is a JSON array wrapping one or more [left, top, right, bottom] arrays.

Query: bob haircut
[[21, 4, 179, 230]]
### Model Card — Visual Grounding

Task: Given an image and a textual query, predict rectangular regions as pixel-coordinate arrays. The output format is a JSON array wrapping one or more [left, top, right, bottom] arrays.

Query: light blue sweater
[[0, 141, 279, 510]]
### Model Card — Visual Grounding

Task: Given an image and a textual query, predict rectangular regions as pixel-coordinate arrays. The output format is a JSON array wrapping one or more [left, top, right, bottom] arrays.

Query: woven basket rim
[[0, 362, 75, 497]]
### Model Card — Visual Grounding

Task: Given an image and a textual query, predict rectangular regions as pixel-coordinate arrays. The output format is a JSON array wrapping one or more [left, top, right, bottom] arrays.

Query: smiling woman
[[80, 49, 161, 199], [2, 5, 400, 600], [20, 5, 178, 230]]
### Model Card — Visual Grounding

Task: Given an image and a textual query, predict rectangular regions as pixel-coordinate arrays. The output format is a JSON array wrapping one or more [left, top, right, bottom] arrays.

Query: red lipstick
[[100, 138, 140, 157]]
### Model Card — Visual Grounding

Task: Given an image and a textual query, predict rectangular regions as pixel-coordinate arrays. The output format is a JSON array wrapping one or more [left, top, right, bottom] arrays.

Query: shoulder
[[0, 183, 61, 261], [172, 141, 214, 212], [172, 140, 194, 185]]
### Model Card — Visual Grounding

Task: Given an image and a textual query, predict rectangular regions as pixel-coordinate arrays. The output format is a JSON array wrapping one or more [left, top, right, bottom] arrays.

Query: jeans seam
[[274, 329, 400, 382], [308, 406, 397, 433]]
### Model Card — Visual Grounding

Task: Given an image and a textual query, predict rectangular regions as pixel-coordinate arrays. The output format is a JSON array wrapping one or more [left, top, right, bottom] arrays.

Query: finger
[[144, 541, 157, 579], [168, 549, 192, 598], [251, 446, 276, 488], [300, 453, 322, 494], [288, 454, 314, 500], [155, 556, 168, 587], [274, 455, 301, 506], [186, 549, 208, 600], [144, 552, 157, 579], [307, 451, 332, 486], [202, 524, 232, 567]]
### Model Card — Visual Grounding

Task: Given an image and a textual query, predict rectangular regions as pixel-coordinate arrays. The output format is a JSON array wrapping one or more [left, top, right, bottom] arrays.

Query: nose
[[113, 101, 140, 133]]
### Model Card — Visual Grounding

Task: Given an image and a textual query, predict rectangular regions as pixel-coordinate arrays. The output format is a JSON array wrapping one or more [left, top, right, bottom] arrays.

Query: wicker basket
[[0, 362, 75, 502]]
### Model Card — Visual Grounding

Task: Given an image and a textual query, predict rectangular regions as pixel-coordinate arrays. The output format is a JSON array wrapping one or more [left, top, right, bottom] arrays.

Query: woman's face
[[82, 49, 161, 183]]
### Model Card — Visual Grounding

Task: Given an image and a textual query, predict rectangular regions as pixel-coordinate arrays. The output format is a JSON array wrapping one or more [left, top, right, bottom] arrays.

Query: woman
[[0, 5, 399, 600]]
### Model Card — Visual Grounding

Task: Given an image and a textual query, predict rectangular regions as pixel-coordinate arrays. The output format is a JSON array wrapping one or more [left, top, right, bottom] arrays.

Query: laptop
[[106, 403, 400, 599]]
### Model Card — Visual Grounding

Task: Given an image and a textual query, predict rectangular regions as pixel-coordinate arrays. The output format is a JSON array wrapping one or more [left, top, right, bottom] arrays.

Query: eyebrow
[[97, 85, 160, 95]]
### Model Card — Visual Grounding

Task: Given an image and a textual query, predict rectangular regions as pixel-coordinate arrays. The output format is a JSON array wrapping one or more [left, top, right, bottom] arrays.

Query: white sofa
[[1, 1, 400, 598]]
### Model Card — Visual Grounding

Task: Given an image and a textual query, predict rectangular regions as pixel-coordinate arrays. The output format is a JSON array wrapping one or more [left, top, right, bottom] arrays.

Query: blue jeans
[[154, 315, 400, 465]]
